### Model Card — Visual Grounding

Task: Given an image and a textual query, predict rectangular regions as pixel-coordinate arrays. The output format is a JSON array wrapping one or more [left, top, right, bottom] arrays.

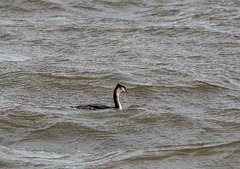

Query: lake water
[[0, 0, 240, 168]]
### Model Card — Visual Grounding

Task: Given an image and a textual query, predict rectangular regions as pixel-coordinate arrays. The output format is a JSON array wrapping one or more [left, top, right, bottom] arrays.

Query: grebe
[[71, 84, 131, 110]]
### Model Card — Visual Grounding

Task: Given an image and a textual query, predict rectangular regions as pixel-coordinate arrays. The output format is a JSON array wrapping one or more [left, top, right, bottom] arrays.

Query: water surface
[[0, 0, 240, 168]]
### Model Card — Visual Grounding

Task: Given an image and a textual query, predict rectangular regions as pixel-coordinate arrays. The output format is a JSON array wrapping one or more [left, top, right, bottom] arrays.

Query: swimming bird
[[71, 84, 131, 110]]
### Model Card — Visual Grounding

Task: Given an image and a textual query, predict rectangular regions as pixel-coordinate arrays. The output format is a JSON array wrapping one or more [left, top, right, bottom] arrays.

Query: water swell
[[0, 0, 240, 168], [1, 139, 239, 168], [114, 141, 240, 163]]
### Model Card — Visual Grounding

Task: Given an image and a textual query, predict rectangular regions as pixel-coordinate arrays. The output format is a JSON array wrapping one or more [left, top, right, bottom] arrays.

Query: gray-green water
[[1, 0, 240, 168]]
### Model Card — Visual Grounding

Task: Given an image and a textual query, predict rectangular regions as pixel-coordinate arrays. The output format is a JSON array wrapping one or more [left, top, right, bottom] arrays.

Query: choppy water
[[1, 0, 240, 168]]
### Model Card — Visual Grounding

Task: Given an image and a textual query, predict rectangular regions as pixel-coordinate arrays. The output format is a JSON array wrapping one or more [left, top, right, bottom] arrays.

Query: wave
[[1, 139, 239, 168], [29, 120, 114, 143], [100, 140, 240, 168], [157, 80, 232, 93], [1, 1, 65, 14]]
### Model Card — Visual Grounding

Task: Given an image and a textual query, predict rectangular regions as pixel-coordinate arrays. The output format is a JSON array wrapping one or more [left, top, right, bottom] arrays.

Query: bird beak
[[126, 89, 132, 93]]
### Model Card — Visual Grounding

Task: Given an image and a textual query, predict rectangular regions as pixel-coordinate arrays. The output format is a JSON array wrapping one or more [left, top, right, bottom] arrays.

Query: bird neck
[[113, 88, 122, 109]]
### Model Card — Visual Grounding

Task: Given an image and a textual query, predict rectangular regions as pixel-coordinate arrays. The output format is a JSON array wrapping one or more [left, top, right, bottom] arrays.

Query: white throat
[[116, 93, 122, 110]]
